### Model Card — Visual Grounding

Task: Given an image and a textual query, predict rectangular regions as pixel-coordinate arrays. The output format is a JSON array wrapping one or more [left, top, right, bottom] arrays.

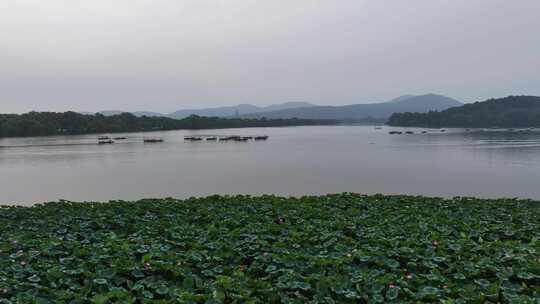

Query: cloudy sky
[[1, 0, 539, 113]]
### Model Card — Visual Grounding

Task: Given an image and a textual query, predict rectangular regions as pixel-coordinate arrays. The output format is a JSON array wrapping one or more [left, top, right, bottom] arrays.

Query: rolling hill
[[92, 95, 461, 122], [96, 102, 315, 118], [387, 95, 540, 127], [167, 102, 314, 119], [98, 111, 164, 117], [239, 94, 462, 121]]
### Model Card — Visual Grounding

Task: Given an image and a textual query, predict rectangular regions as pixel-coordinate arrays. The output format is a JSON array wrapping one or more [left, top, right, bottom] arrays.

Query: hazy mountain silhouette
[[96, 102, 315, 118], [93, 95, 460, 121], [240, 94, 462, 121], [97, 110, 164, 117], [167, 102, 314, 119]]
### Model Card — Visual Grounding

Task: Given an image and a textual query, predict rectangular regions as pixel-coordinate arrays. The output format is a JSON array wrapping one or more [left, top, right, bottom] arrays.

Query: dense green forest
[[387, 96, 540, 127], [0, 112, 338, 138]]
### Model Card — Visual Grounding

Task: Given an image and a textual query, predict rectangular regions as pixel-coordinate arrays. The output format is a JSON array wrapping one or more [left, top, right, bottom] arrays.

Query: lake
[[2, 126, 540, 205]]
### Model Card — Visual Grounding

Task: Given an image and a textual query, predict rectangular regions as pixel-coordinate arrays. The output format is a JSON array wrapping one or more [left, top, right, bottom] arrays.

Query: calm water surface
[[2, 126, 540, 205]]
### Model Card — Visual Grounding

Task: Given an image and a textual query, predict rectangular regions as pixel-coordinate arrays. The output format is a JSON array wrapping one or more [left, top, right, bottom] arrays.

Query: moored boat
[[98, 140, 114, 145], [144, 138, 164, 143], [254, 135, 269, 140]]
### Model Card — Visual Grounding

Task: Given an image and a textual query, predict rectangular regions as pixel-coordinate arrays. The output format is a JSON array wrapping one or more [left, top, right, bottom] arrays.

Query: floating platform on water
[[184, 135, 269, 142], [184, 136, 202, 141], [144, 138, 164, 143]]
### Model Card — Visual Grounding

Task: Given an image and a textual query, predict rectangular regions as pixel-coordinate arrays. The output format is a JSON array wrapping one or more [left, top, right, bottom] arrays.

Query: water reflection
[[1, 126, 540, 205]]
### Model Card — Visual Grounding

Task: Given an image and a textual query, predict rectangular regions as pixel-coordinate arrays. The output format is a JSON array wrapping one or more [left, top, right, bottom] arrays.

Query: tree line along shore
[[0, 112, 338, 138], [3, 96, 540, 138], [388, 96, 540, 128]]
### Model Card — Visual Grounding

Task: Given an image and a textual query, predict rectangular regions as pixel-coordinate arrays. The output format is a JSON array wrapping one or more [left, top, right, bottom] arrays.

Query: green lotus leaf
[[93, 278, 107, 285], [0, 194, 538, 302], [156, 286, 169, 295], [386, 287, 399, 300], [27, 275, 41, 283]]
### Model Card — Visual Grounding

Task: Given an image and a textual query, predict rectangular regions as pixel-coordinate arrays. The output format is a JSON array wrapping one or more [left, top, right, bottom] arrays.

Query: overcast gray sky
[[1, 0, 539, 113]]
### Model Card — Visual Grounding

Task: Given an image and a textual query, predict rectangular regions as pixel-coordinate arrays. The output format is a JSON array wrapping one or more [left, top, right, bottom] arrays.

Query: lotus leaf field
[[0, 194, 539, 303]]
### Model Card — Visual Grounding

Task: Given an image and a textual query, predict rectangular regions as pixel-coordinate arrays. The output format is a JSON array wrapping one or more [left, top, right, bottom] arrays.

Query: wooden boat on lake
[[388, 131, 403, 135], [98, 139, 114, 145], [114, 137, 127, 140], [144, 138, 164, 143], [254, 135, 269, 140], [219, 136, 239, 141], [206, 137, 217, 141], [98, 136, 110, 140], [405, 131, 414, 134]]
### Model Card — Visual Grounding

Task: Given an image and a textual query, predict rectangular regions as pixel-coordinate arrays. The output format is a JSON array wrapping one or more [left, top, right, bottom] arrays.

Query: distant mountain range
[[168, 102, 314, 119], [92, 94, 462, 122], [97, 110, 164, 117], [94, 102, 315, 118], [240, 94, 462, 121]]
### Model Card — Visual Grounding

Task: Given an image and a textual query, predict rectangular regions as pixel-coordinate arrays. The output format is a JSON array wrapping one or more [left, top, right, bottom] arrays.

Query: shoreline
[[2, 192, 540, 207]]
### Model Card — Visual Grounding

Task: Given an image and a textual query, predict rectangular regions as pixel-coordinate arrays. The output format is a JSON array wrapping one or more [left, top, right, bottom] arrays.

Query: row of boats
[[387, 127, 537, 135], [97, 134, 269, 144], [389, 130, 439, 135], [97, 136, 163, 144], [184, 135, 269, 142]]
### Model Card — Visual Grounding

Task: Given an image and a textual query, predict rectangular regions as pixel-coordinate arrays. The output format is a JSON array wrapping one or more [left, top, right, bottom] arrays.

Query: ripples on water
[[1, 126, 540, 204]]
